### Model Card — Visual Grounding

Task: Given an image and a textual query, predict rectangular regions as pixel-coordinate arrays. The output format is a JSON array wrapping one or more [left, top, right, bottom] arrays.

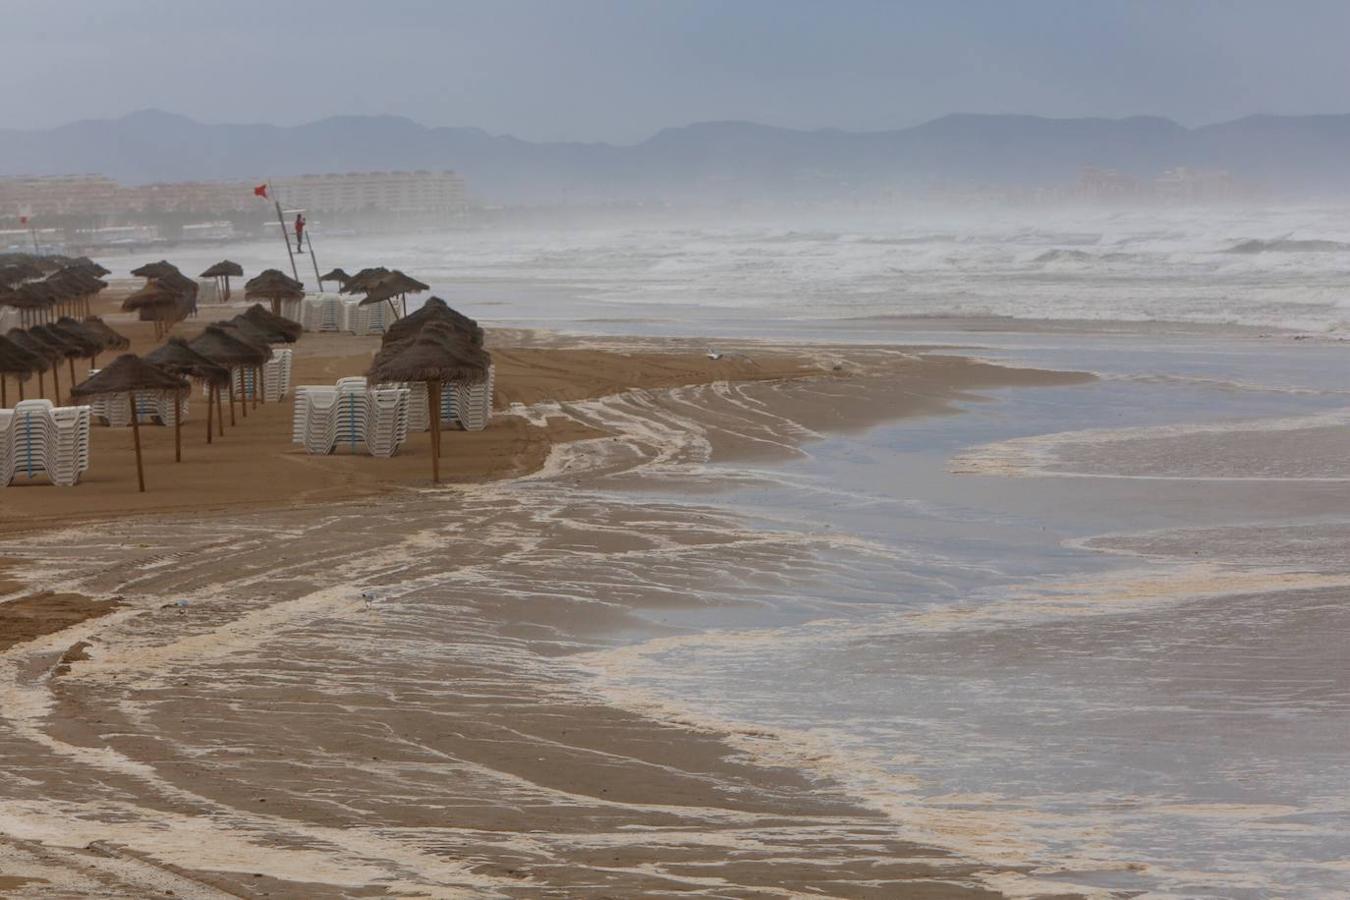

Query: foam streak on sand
[[951, 405, 1350, 479], [0, 342, 1086, 896]]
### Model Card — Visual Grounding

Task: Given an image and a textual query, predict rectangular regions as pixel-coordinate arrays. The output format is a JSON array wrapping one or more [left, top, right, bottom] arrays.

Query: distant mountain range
[[3, 109, 1350, 204]]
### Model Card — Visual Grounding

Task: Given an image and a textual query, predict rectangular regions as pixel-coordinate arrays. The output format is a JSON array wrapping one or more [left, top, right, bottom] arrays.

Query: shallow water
[[76, 211, 1350, 894], [107, 203, 1350, 334], [579, 338, 1350, 897]]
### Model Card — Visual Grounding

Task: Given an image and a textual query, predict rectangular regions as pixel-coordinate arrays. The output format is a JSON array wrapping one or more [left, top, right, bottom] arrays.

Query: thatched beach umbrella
[[340, 267, 391, 295], [382, 296, 484, 347], [6, 329, 59, 399], [0, 335, 44, 405], [188, 326, 271, 426], [368, 323, 491, 483], [239, 304, 302, 343], [19, 326, 74, 400], [319, 267, 349, 290], [11, 283, 57, 326], [200, 260, 244, 301], [357, 270, 429, 317], [130, 260, 180, 280], [71, 355, 189, 493], [48, 318, 104, 387], [79, 316, 130, 367], [244, 268, 305, 317], [217, 318, 281, 408], [145, 338, 231, 453], [122, 283, 184, 338]]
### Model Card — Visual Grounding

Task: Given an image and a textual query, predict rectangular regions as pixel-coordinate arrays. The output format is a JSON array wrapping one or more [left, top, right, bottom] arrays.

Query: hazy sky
[[4, 0, 1350, 142]]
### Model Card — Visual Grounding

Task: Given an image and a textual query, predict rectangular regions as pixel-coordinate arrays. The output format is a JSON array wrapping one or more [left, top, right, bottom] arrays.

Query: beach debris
[[706, 348, 723, 360]]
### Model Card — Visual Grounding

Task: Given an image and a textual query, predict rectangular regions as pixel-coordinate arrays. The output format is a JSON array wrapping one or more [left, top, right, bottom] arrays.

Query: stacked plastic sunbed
[[87, 383, 189, 426], [0, 399, 91, 487], [297, 294, 393, 336], [291, 377, 410, 457], [231, 348, 293, 403], [400, 365, 494, 433]]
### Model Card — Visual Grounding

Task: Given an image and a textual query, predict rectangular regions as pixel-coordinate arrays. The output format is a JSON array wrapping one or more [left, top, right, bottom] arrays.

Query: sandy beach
[[1, 286, 1080, 534], [0, 288, 1092, 896]]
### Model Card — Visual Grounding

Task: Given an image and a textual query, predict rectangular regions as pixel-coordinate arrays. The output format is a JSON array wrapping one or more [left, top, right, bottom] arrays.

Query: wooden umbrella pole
[[216, 385, 225, 436], [252, 367, 259, 409], [173, 390, 182, 462], [428, 380, 441, 483], [129, 393, 146, 493], [68, 358, 76, 393], [52, 364, 61, 404], [206, 382, 213, 444], [228, 373, 237, 425], [1, 375, 6, 407], [38, 371, 45, 399]]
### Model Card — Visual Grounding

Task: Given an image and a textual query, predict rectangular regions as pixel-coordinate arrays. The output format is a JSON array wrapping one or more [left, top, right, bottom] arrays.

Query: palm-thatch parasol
[[44, 268, 106, 318], [200, 260, 244, 301], [356, 270, 429, 317], [382, 296, 484, 347], [188, 326, 272, 425], [319, 267, 350, 289], [145, 337, 232, 451], [80, 316, 130, 366], [244, 268, 305, 316], [122, 284, 187, 337], [18, 326, 75, 401], [71, 355, 189, 493], [130, 260, 180, 280], [48, 318, 104, 387], [10, 283, 56, 326], [6, 329, 59, 399], [216, 317, 283, 409], [0, 335, 44, 405], [368, 323, 491, 483], [340, 267, 390, 295], [239, 304, 302, 343]]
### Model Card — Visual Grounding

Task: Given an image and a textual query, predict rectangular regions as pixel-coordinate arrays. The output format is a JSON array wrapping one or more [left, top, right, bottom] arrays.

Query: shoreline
[[0, 305, 1092, 896]]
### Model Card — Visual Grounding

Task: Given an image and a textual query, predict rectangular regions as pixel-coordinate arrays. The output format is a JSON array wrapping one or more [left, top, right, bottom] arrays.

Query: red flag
[[18, 215, 28, 225], [253, 183, 268, 199]]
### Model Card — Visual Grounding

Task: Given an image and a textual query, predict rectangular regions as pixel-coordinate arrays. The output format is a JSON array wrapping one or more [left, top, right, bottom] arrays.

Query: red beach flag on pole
[[253, 183, 268, 198], [18, 215, 27, 225]]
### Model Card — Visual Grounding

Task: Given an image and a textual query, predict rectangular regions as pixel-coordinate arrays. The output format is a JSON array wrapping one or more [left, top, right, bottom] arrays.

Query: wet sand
[[0, 293, 1093, 897]]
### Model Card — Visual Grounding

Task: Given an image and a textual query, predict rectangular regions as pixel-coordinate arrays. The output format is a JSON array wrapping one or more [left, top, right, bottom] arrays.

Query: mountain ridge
[[3, 109, 1349, 202]]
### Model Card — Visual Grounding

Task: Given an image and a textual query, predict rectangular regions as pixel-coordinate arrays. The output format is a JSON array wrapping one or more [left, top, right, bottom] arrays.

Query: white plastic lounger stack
[[87, 380, 189, 426], [297, 293, 395, 335], [393, 365, 493, 433], [291, 378, 409, 457], [292, 386, 338, 453], [279, 297, 303, 322], [363, 387, 410, 457], [232, 348, 293, 402], [0, 399, 91, 487], [195, 278, 220, 306], [347, 298, 391, 336], [299, 293, 345, 332], [453, 364, 494, 431]]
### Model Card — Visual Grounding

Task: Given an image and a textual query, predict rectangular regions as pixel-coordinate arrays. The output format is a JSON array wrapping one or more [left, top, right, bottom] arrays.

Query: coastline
[[0, 298, 1092, 897]]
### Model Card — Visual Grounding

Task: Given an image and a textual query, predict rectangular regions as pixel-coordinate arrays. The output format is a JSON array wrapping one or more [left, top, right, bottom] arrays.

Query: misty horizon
[[14, 105, 1350, 145], [6, 0, 1350, 142]]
